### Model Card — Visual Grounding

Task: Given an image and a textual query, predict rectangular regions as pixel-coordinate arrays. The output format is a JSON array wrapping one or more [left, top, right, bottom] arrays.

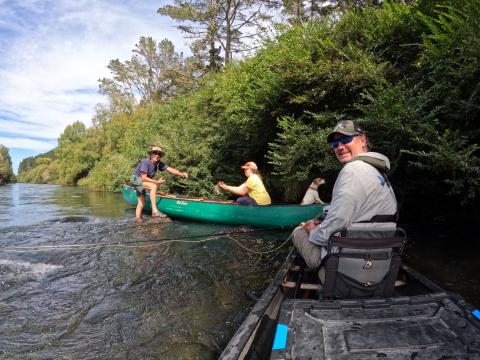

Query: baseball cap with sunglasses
[[329, 134, 360, 149], [327, 120, 364, 143]]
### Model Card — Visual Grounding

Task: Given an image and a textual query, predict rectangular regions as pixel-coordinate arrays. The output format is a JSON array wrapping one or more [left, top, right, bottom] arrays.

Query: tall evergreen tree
[[158, 0, 271, 67]]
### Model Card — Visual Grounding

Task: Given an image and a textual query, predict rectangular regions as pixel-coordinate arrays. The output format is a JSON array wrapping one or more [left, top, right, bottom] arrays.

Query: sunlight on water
[[0, 184, 290, 359], [0, 259, 62, 279], [0, 183, 133, 226]]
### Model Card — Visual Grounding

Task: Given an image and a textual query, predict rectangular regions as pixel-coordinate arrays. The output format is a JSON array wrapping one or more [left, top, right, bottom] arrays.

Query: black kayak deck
[[271, 293, 480, 359], [221, 250, 480, 359]]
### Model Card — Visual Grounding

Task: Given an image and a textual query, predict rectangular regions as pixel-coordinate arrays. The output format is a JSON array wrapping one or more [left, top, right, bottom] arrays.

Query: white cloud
[[0, 0, 187, 158], [0, 136, 57, 151]]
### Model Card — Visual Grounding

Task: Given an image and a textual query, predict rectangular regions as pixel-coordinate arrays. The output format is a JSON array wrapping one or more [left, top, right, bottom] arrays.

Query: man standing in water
[[292, 120, 397, 269], [130, 145, 188, 219]]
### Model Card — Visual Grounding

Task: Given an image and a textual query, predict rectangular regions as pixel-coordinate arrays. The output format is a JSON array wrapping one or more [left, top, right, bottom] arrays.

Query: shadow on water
[[44, 216, 93, 223], [402, 219, 480, 307], [0, 187, 291, 359]]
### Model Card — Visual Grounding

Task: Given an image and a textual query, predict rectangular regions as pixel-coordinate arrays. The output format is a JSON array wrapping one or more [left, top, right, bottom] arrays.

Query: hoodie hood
[[352, 152, 391, 171]]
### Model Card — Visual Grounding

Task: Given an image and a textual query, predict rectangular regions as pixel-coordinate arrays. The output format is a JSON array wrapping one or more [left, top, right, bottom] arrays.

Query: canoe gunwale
[[220, 250, 294, 359]]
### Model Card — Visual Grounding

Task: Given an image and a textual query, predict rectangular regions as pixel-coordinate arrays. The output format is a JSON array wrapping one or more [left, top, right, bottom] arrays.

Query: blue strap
[[473, 309, 480, 320], [272, 323, 288, 350]]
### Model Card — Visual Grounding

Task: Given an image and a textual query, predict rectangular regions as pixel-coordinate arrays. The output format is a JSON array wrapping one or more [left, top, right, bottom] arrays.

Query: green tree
[[0, 145, 14, 185], [159, 0, 271, 67], [55, 121, 100, 184], [18, 149, 56, 182], [98, 37, 196, 107], [36, 157, 52, 166], [400, 0, 480, 204], [17, 0, 480, 222], [266, 0, 386, 26], [159, 0, 223, 71]]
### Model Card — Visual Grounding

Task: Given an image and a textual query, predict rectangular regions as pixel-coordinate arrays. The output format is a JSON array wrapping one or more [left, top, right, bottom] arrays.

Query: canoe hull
[[156, 197, 324, 228], [121, 185, 324, 228]]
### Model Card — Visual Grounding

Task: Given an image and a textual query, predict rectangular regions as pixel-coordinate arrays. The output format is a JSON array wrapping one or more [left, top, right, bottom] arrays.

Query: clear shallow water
[[0, 184, 290, 359]]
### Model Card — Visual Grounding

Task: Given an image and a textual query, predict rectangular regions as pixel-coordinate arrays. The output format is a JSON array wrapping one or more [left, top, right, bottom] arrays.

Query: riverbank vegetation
[[0, 145, 15, 185], [18, 0, 480, 221]]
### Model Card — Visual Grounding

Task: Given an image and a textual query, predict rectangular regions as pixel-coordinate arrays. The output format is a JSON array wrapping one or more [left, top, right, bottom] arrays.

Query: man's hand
[[302, 219, 318, 233], [157, 178, 166, 185], [181, 172, 188, 179]]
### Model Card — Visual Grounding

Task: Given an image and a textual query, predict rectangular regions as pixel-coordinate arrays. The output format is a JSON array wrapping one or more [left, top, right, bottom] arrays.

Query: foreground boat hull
[[221, 249, 480, 359], [122, 185, 324, 228]]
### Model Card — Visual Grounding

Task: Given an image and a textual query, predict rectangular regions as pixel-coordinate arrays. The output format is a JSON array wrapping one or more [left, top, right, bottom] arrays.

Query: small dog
[[301, 178, 326, 205]]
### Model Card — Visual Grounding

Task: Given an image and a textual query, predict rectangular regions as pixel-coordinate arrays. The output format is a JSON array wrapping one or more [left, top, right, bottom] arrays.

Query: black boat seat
[[320, 227, 407, 299]]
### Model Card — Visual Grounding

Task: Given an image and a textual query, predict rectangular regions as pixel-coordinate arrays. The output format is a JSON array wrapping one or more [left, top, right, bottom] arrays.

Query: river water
[[0, 184, 290, 359], [1, 184, 478, 360]]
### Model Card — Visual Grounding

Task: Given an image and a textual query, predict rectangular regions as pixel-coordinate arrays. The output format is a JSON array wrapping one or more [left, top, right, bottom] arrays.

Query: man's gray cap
[[327, 120, 364, 142]]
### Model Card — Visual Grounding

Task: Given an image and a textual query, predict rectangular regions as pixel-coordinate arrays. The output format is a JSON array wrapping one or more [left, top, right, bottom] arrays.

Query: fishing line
[[224, 232, 293, 255], [0, 227, 293, 255], [0, 226, 280, 249], [0, 236, 225, 252]]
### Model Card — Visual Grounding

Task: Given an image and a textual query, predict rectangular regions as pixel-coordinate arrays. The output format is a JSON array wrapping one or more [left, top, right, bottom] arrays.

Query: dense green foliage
[[18, 0, 480, 220], [0, 145, 15, 184], [17, 149, 57, 184]]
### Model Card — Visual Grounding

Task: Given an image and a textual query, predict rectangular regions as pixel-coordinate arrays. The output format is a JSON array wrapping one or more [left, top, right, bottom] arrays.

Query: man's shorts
[[292, 226, 323, 270], [130, 175, 145, 195]]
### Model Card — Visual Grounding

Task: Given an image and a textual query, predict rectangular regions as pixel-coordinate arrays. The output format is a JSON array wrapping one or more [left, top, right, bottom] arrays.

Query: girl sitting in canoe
[[217, 161, 271, 205]]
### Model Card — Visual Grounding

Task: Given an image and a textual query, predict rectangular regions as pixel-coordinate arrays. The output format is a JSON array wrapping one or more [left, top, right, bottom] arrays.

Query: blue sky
[[0, 0, 187, 174]]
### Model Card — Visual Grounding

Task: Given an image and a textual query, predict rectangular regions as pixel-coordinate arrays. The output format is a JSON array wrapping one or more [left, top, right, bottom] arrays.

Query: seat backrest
[[321, 227, 407, 299]]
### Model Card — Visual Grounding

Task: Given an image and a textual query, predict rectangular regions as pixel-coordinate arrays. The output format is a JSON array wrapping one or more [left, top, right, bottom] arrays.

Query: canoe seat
[[321, 227, 407, 299]]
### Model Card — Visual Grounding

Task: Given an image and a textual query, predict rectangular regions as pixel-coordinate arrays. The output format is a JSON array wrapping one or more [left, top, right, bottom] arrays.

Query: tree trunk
[[208, 0, 220, 69], [338, 0, 348, 13], [224, 0, 233, 65]]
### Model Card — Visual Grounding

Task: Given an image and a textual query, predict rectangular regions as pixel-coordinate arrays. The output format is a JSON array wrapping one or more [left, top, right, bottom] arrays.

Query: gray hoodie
[[309, 152, 397, 258]]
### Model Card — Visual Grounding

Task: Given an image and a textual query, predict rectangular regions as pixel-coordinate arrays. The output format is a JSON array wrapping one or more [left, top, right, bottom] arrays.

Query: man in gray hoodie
[[293, 120, 397, 269]]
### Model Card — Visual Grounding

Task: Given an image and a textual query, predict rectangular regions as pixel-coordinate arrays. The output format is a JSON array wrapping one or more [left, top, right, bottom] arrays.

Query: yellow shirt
[[244, 174, 271, 205]]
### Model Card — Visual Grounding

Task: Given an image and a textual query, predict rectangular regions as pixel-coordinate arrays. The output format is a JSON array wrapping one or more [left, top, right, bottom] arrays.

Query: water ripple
[[0, 209, 289, 359]]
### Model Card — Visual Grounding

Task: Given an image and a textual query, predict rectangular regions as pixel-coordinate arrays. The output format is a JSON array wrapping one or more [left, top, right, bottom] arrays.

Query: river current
[[1, 183, 478, 359], [0, 184, 290, 359]]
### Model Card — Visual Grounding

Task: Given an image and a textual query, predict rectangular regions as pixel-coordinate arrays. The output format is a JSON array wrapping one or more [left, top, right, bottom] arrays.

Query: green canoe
[[122, 185, 325, 228]]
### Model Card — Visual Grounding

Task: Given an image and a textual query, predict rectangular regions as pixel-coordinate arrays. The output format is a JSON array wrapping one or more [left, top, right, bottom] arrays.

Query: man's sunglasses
[[329, 135, 358, 149], [152, 152, 162, 156]]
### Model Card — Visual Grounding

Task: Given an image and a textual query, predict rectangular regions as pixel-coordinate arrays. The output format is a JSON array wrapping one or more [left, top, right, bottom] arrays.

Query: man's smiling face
[[331, 134, 367, 164]]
